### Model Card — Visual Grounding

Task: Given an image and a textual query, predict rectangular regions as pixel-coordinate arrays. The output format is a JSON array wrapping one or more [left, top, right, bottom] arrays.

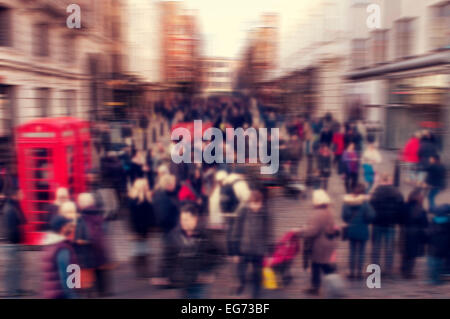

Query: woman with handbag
[[341, 184, 375, 280]]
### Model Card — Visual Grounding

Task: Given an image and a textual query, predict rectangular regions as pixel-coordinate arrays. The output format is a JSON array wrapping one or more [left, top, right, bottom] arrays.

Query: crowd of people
[[1, 94, 450, 299]]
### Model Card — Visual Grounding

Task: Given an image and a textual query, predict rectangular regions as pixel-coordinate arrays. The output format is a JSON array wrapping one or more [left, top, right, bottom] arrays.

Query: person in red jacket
[[332, 124, 345, 175], [402, 132, 421, 185]]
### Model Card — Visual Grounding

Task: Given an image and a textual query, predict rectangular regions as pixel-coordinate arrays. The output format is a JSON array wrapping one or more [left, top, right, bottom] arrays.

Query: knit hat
[[312, 189, 331, 206]]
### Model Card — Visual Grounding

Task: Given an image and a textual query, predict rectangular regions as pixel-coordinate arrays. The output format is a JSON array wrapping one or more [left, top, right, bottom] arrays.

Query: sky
[[178, 0, 311, 60]]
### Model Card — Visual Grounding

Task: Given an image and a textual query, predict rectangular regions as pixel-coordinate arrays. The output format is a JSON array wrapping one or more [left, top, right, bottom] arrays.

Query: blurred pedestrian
[[401, 132, 421, 185], [41, 216, 78, 299], [232, 190, 273, 298], [0, 188, 31, 298], [162, 203, 221, 298], [426, 204, 450, 285], [128, 178, 154, 278], [400, 188, 428, 279], [425, 155, 446, 212], [370, 174, 404, 277], [332, 124, 345, 175], [46, 187, 70, 230], [76, 193, 111, 297], [299, 190, 339, 295], [317, 144, 332, 190], [342, 143, 359, 193], [342, 184, 375, 280], [361, 140, 382, 193]]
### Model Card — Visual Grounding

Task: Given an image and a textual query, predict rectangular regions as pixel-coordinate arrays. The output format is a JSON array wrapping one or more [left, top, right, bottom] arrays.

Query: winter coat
[[317, 152, 332, 178], [41, 234, 78, 299], [402, 137, 420, 163], [164, 227, 221, 288], [418, 139, 438, 168], [342, 195, 375, 241], [232, 206, 273, 256], [128, 198, 155, 237], [2, 199, 26, 244], [400, 202, 428, 259], [426, 205, 450, 258], [301, 207, 338, 264], [74, 208, 108, 268], [370, 185, 404, 227], [426, 163, 446, 189], [342, 150, 359, 174], [152, 189, 180, 234], [332, 133, 345, 156]]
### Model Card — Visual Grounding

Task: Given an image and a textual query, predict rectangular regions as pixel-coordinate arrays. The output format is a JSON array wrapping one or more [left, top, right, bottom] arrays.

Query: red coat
[[332, 132, 345, 155], [178, 183, 197, 202], [402, 137, 420, 163]]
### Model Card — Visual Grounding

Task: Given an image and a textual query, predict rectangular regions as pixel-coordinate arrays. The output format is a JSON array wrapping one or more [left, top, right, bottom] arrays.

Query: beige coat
[[302, 207, 338, 264]]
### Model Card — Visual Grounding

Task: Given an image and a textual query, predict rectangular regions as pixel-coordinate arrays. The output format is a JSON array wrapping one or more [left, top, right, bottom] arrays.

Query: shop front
[[384, 73, 448, 150]]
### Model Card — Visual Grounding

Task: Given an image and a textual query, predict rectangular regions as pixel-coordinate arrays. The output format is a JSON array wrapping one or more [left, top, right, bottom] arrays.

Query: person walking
[[342, 184, 375, 280], [400, 188, 428, 279], [76, 193, 111, 297], [317, 144, 332, 190], [299, 190, 339, 295], [231, 190, 273, 298], [332, 124, 345, 175], [162, 203, 221, 298], [361, 140, 382, 193], [128, 178, 154, 278], [342, 143, 359, 193], [41, 216, 78, 299], [425, 155, 446, 212], [0, 188, 31, 298], [370, 174, 404, 277], [401, 132, 421, 185]]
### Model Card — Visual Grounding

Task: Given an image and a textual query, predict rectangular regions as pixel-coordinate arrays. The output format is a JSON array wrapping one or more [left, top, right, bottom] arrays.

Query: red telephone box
[[16, 117, 91, 245]]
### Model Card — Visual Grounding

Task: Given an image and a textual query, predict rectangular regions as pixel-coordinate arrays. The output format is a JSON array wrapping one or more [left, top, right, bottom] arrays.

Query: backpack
[[219, 180, 241, 214]]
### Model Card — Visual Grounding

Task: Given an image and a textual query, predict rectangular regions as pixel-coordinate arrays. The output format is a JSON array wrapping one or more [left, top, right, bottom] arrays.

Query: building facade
[[0, 0, 126, 168], [201, 57, 237, 95]]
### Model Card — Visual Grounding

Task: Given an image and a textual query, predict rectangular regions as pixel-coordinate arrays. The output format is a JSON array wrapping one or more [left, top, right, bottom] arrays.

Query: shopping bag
[[262, 267, 278, 290]]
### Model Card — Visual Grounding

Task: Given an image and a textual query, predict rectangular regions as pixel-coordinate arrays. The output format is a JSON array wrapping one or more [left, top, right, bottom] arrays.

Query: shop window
[[371, 30, 388, 64], [36, 88, 51, 117], [351, 39, 367, 69]]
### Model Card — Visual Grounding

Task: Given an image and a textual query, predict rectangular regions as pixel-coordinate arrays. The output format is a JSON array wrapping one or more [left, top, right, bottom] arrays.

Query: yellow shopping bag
[[262, 267, 278, 290]]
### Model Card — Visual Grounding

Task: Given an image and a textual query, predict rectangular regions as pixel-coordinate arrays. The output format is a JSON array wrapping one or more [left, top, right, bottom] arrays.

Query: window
[[61, 35, 75, 64], [64, 90, 76, 116], [372, 30, 388, 64], [395, 18, 415, 59], [351, 39, 367, 69], [36, 88, 51, 117], [0, 6, 12, 47], [34, 23, 50, 57], [430, 1, 450, 49]]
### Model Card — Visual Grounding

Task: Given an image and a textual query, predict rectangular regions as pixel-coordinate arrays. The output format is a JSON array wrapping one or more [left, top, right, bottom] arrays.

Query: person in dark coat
[[41, 216, 78, 299], [425, 155, 446, 212], [342, 184, 375, 280], [128, 178, 154, 278], [426, 204, 450, 284], [162, 203, 221, 298], [418, 131, 438, 183], [231, 189, 273, 298], [1, 188, 30, 298], [317, 144, 332, 190], [400, 188, 428, 279], [369, 174, 404, 277], [76, 193, 111, 297], [151, 174, 181, 286]]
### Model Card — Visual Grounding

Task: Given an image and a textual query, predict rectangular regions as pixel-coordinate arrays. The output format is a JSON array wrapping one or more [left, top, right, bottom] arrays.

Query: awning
[[346, 50, 450, 80]]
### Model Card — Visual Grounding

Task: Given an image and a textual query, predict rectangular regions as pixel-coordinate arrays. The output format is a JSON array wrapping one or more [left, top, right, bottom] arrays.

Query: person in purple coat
[[41, 216, 78, 299]]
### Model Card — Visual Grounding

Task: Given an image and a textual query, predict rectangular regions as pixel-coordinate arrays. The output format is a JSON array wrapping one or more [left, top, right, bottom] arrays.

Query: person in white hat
[[299, 189, 339, 295]]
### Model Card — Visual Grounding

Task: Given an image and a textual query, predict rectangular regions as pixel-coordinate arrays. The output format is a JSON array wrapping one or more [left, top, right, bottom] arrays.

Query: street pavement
[[3, 149, 450, 299]]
